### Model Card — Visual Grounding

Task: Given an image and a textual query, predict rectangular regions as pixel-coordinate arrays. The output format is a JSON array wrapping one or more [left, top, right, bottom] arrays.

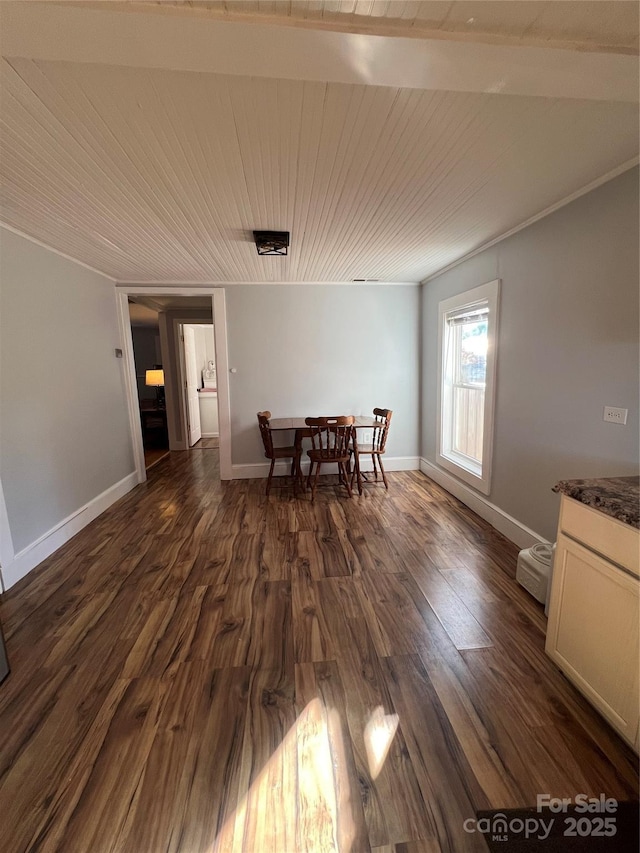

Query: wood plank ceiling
[[0, 2, 638, 283]]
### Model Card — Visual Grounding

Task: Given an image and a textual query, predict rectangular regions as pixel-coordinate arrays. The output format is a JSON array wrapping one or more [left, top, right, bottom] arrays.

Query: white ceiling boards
[[0, 2, 638, 284]]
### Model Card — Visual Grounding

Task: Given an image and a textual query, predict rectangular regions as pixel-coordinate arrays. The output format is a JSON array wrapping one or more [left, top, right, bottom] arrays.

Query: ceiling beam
[[1, 2, 637, 103]]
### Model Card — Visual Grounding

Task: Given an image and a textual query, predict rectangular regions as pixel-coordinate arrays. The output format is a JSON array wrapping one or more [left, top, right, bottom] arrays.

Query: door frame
[[116, 287, 232, 481]]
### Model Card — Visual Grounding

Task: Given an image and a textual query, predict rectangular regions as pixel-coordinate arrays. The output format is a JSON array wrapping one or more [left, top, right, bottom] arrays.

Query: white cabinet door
[[183, 326, 202, 447], [546, 533, 640, 746], [198, 392, 219, 437]]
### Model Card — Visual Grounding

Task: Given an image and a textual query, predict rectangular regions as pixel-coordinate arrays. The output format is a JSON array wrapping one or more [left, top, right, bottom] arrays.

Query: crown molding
[[117, 280, 419, 287]]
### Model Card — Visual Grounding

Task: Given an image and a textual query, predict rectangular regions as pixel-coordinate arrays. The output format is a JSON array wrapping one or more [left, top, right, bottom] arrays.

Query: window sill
[[437, 451, 491, 495]]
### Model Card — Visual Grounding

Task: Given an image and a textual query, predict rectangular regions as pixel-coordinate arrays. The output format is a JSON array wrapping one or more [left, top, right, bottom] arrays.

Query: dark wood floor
[[144, 446, 170, 469], [0, 450, 637, 852], [193, 437, 220, 449]]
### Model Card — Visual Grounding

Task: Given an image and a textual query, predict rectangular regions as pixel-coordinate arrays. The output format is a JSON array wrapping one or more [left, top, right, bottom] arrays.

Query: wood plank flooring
[[0, 450, 637, 852], [144, 447, 170, 470]]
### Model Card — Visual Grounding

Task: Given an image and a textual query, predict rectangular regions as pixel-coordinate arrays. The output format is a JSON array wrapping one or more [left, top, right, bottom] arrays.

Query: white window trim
[[436, 279, 500, 496]]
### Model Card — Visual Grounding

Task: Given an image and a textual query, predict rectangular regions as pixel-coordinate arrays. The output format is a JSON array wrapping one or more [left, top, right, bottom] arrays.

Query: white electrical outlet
[[603, 406, 628, 425]]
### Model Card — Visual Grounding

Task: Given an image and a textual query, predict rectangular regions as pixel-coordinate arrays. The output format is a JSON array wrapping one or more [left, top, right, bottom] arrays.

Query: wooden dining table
[[268, 416, 381, 494], [268, 416, 380, 432]]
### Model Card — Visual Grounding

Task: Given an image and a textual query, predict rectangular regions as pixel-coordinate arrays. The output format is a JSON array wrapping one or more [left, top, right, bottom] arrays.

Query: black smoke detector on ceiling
[[253, 230, 290, 256]]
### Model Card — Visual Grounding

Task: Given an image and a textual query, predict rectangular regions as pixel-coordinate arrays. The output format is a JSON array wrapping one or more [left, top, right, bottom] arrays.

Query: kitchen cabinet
[[546, 493, 639, 750], [198, 390, 219, 437]]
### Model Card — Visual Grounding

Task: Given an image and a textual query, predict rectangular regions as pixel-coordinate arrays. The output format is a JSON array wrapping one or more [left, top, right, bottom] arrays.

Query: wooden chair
[[305, 416, 355, 502], [257, 411, 302, 496], [350, 408, 393, 493]]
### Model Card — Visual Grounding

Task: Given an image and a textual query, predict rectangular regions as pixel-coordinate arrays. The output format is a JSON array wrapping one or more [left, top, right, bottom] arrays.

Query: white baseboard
[[364, 456, 419, 472], [200, 432, 219, 438], [419, 457, 546, 549], [232, 455, 420, 480], [0, 472, 138, 590]]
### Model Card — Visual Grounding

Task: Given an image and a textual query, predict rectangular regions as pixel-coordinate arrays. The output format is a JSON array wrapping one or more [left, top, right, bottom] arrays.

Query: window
[[437, 280, 499, 494]]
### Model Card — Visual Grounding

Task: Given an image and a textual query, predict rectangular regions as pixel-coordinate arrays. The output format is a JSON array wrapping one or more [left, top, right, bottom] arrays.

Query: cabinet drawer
[[560, 496, 639, 577]]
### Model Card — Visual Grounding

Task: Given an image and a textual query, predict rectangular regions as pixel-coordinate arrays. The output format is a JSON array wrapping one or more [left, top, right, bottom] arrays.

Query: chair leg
[[377, 454, 388, 489], [294, 431, 305, 484], [353, 451, 363, 494], [340, 462, 353, 498], [372, 453, 379, 481], [310, 461, 322, 502], [266, 458, 275, 495], [306, 460, 314, 491]]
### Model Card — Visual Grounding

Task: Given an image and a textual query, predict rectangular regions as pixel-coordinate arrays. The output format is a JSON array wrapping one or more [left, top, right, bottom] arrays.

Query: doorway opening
[[178, 322, 219, 451], [128, 300, 170, 471], [117, 288, 231, 484]]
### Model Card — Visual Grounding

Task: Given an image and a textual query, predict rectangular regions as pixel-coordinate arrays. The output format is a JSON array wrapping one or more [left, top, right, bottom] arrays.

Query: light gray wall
[[225, 284, 420, 465], [0, 229, 135, 553], [422, 168, 639, 542]]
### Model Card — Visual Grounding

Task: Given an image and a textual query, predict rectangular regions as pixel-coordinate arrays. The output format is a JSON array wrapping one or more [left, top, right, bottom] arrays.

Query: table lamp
[[145, 368, 165, 409]]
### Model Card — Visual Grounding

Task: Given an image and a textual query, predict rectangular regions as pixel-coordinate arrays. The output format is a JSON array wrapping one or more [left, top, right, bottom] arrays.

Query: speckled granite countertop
[[553, 476, 640, 529]]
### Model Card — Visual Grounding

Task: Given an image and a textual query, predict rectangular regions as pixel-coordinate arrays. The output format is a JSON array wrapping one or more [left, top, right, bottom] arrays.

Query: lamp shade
[[145, 369, 165, 387]]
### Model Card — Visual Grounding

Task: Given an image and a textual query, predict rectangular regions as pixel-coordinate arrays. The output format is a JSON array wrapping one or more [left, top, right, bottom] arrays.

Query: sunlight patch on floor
[[213, 699, 358, 852], [364, 706, 399, 781]]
